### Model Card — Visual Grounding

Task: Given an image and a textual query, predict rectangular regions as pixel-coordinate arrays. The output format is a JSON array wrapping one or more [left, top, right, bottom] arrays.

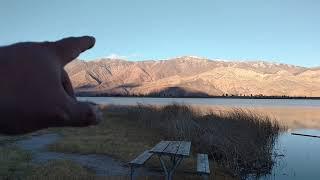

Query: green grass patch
[[25, 160, 95, 180], [0, 145, 97, 180], [47, 111, 161, 161], [0, 145, 33, 179]]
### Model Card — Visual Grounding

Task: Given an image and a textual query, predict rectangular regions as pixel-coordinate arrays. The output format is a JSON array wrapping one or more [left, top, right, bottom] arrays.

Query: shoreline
[[76, 95, 320, 100], [77, 96, 320, 109]]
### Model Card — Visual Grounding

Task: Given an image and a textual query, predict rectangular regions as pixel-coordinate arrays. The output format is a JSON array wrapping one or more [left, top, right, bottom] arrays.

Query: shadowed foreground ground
[[15, 134, 139, 176]]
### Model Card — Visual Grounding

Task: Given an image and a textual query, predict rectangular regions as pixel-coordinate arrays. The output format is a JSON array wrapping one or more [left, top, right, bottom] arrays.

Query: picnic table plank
[[197, 154, 210, 174], [176, 141, 191, 156], [148, 140, 192, 180], [163, 141, 181, 154], [150, 141, 170, 153]]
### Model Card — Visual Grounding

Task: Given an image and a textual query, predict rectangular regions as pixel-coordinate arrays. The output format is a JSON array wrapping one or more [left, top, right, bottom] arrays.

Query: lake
[[78, 97, 320, 180], [261, 129, 320, 180], [78, 97, 320, 108]]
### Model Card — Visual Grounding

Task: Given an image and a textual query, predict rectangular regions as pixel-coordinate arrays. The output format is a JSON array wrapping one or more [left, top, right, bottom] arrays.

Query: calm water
[[77, 97, 320, 108], [262, 129, 320, 180], [78, 97, 320, 180]]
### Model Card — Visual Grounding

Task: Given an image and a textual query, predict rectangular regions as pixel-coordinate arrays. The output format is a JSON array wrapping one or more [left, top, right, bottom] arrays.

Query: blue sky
[[1, 0, 319, 67]]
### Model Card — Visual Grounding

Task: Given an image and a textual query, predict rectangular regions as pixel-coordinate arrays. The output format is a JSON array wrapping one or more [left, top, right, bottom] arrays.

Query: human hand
[[0, 36, 101, 135]]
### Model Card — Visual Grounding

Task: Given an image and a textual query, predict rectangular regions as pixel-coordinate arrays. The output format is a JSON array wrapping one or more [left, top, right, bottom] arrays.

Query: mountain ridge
[[65, 56, 320, 97]]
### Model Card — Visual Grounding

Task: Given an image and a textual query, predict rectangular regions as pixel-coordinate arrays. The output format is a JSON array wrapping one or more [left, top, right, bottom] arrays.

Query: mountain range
[[65, 56, 320, 97]]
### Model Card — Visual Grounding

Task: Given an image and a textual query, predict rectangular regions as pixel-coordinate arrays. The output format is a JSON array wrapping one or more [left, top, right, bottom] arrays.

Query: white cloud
[[105, 53, 143, 60], [105, 53, 128, 59]]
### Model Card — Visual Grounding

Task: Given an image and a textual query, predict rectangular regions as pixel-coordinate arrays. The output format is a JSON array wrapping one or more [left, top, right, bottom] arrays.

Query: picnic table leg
[[203, 174, 209, 180], [158, 155, 184, 180], [158, 155, 169, 179], [130, 166, 134, 180], [168, 156, 183, 180]]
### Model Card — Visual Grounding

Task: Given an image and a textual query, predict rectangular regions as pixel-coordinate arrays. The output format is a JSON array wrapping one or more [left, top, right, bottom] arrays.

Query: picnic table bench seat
[[129, 150, 153, 180], [129, 150, 153, 167], [197, 153, 210, 179]]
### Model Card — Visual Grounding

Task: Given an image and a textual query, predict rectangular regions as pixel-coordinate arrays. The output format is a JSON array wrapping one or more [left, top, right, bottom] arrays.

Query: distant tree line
[[76, 92, 320, 99]]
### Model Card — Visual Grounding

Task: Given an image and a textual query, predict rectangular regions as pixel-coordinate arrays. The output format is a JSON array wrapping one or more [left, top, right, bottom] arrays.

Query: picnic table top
[[150, 140, 191, 157]]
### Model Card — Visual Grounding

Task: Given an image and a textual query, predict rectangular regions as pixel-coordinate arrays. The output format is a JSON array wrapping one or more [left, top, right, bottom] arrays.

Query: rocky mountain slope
[[65, 56, 320, 97]]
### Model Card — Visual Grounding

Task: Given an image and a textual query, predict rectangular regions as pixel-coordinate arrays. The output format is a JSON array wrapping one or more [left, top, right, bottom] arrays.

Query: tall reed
[[108, 103, 284, 177]]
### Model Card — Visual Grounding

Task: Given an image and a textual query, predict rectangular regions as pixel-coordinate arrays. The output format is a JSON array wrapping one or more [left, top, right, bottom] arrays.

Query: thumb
[[51, 36, 95, 66]]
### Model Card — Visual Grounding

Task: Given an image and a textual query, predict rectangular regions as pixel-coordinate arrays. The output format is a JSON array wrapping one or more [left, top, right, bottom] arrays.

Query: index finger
[[51, 36, 96, 65]]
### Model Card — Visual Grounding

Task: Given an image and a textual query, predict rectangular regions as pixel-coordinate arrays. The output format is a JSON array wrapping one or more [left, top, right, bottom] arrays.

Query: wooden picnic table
[[150, 140, 191, 180]]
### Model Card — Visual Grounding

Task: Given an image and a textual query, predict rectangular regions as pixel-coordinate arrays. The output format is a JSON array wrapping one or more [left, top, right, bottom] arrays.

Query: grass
[[0, 145, 98, 180], [0, 145, 33, 179], [47, 110, 160, 161], [0, 104, 283, 179], [46, 103, 283, 179], [25, 160, 96, 180]]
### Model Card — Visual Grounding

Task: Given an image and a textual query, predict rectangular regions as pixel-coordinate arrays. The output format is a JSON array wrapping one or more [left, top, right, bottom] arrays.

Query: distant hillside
[[65, 56, 320, 97]]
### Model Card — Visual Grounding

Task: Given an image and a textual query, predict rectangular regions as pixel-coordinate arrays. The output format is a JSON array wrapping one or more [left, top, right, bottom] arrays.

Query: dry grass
[[47, 104, 237, 179], [106, 103, 284, 178]]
